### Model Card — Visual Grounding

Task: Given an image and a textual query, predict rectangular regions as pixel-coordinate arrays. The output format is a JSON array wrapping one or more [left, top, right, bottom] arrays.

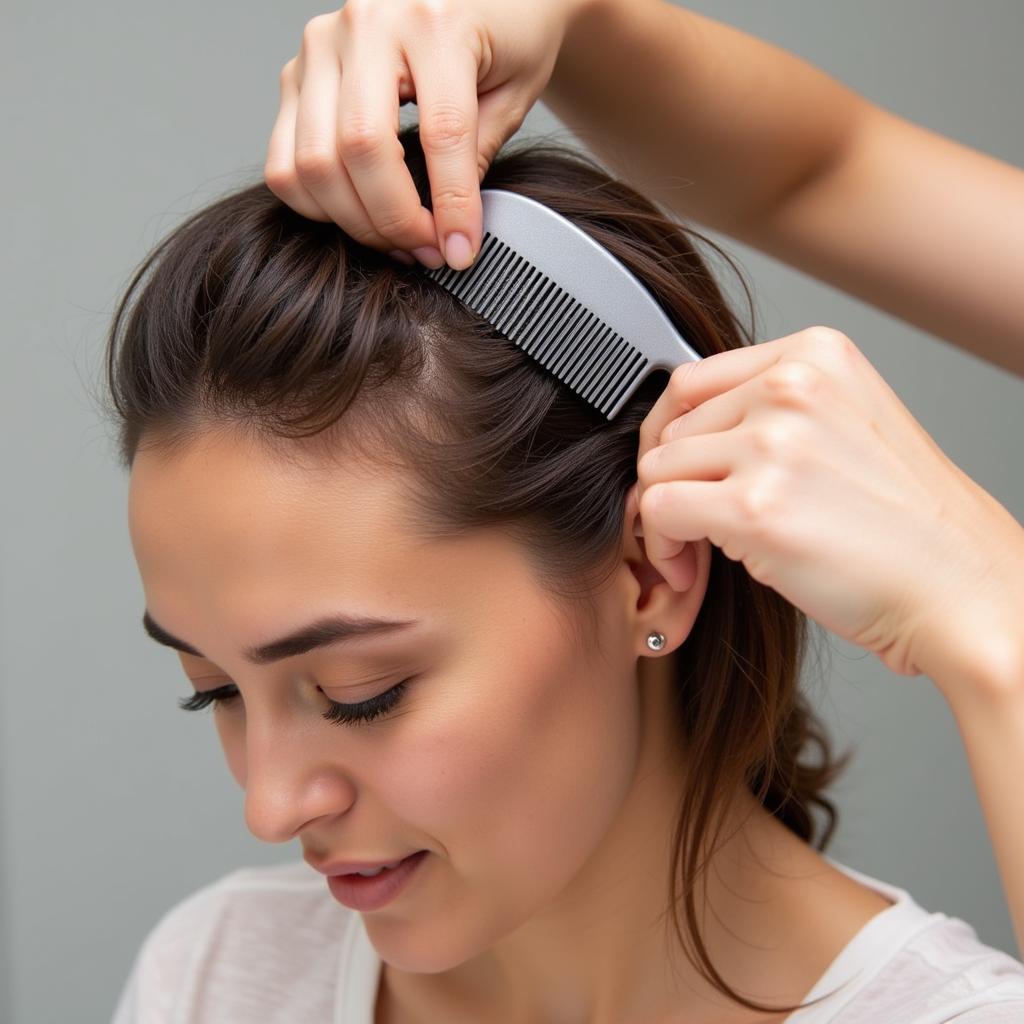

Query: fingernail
[[388, 249, 416, 267], [411, 245, 445, 269], [444, 232, 474, 270]]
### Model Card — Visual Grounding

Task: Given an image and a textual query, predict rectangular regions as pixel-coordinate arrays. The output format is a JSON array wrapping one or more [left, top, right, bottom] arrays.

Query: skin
[[128, 424, 891, 1024], [269, 2, 1024, 372]]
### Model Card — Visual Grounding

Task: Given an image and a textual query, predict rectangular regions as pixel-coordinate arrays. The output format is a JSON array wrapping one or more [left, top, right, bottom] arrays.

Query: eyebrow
[[141, 610, 418, 665]]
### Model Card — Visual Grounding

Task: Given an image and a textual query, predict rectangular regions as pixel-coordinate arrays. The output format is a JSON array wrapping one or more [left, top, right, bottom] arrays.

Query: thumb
[[476, 84, 528, 183]]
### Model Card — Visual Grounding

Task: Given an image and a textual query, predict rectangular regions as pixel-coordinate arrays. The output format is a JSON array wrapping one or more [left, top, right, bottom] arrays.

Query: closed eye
[[177, 678, 412, 727]]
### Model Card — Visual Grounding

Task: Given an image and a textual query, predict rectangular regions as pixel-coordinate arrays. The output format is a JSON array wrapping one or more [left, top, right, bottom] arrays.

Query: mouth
[[326, 849, 429, 911], [306, 849, 427, 877]]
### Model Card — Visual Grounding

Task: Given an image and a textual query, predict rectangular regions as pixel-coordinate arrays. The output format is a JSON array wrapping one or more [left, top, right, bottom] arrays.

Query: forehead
[[128, 427, 411, 567], [126, 427, 521, 655]]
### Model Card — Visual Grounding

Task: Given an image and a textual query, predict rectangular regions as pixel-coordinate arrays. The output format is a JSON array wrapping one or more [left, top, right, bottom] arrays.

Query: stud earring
[[646, 631, 666, 652]]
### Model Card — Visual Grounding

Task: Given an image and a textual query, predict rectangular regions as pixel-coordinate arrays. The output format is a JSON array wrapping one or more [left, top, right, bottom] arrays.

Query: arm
[[909, 487, 1024, 957], [543, 0, 1024, 375], [940, 650, 1024, 957]]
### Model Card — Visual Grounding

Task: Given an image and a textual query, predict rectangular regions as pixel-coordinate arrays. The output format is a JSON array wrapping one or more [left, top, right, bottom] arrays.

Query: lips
[[326, 850, 429, 911], [306, 851, 426, 877]]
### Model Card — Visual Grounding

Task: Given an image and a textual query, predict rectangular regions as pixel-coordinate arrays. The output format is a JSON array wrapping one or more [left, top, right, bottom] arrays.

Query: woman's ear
[[620, 484, 712, 657]]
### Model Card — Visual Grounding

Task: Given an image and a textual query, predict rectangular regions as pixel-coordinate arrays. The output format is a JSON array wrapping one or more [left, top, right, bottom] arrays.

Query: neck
[[378, 659, 869, 1024]]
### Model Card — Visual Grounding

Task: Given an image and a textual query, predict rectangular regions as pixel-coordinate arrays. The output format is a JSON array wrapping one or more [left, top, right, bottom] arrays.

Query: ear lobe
[[632, 539, 706, 655]]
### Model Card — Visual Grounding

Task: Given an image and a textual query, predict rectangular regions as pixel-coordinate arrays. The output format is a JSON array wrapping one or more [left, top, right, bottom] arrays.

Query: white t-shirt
[[110, 856, 1024, 1023]]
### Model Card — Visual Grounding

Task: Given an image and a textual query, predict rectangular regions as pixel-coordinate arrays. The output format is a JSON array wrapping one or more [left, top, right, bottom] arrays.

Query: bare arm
[[941, 651, 1024, 957], [543, 0, 1024, 375]]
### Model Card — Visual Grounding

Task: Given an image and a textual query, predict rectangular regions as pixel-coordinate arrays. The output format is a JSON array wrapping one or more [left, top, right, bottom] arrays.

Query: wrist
[[908, 486, 1024, 710], [934, 624, 1024, 717]]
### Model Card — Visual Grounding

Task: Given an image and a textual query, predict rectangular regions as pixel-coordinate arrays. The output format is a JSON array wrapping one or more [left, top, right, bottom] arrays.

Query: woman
[[266, 0, 1024, 941], [107, 123, 1024, 1021]]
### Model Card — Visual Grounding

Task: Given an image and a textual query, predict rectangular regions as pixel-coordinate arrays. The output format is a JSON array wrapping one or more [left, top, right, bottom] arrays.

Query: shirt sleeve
[[949, 1002, 1024, 1022], [107, 884, 227, 1024]]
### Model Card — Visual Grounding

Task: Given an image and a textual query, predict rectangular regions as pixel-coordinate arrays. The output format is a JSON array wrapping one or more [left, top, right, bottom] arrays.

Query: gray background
[[3, 2, 1022, 1021]]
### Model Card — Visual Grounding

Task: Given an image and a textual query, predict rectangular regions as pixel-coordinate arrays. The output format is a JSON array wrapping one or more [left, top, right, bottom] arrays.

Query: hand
[[264, 0, 587, 269], [627, 326, 1024, 687]]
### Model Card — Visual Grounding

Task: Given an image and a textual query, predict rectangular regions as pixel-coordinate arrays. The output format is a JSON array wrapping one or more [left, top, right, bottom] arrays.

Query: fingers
[[334, 34, 439, 252], [265, 59, 330, 222], [293, 43, 363, 230], [639, 479, 732, 569], [638, 432, 737, 490], [634, 411, 744, 539], [265, 6, 494, 268], [475, 83, 526, 180], [637, 334, 800, 471], [289, 25, 420, 251], [403, 32, 484, 269], [266, 13, 439, 255]]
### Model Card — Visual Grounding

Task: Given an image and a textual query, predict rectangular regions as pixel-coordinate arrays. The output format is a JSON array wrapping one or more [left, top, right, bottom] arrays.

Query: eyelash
[[177, 679, 412, 727]]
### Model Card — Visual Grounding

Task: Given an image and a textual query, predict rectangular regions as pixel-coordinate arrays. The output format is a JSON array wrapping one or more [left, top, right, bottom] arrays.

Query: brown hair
[[104, 126, 849, 1014]]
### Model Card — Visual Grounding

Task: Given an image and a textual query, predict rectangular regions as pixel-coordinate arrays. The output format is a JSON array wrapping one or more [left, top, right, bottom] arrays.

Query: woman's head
[[107, 127, 846, 1013]]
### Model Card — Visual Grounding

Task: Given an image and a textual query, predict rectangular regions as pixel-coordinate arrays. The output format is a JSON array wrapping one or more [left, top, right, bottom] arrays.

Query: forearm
[[749, 111, 1024, 375], [544, 0, 867, 243], [940, 645, 1024, 957], [545, 1, 1024, 374]]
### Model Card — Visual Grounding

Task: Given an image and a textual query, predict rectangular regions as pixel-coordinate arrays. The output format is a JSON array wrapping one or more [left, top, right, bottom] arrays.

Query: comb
[[422, 188, 703, 420]]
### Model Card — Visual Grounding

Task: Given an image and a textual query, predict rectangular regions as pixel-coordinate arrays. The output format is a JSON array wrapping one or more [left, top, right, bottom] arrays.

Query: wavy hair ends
[[104, 125, 850, 1015]]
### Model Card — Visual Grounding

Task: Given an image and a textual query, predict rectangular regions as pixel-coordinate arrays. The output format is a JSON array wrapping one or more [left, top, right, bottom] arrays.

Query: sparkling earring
[[646, 631, 666, 652]]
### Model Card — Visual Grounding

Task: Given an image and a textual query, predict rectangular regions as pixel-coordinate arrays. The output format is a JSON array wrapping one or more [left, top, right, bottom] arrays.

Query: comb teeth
[[425, 233, 649, 419]]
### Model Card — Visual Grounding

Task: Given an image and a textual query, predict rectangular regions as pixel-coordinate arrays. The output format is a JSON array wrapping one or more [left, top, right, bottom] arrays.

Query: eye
[[177, 679, 413, 727]]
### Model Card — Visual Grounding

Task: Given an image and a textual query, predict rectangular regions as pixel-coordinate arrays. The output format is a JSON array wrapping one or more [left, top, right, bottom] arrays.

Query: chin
[[365, 921, 486, 976], [363, 896, 527, 977]]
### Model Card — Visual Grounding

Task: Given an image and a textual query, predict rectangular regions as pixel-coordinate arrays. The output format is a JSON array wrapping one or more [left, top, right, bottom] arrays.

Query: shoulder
[[138, 859, 340, 957], [857, 914, 1024, 1021], [112, 860, 359, 1023], [808, 859, 1024, 1022]]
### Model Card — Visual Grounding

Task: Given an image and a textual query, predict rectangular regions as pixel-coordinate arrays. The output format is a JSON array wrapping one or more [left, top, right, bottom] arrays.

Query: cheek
[[378, 627, 641, 950]]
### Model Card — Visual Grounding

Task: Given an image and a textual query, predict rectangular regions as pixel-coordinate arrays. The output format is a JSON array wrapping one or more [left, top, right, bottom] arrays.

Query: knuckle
[[636, 447, 662, 487], [338, 0, 365, 26], [351, 229, 383, 249], [735, 479, 777, 526], [667, 361, 698, 405], [763, 361, 822, 408], [430, 182, 475, 215], [338, 117, 385, 159], [294, 145, 337, 185], [419, 104, 472, 152], [409, 0, 459, 28], [300, 17, 320, 51], [805, 325, 856, 357], [344, 220, 382, 247], [279, 59, 297, 90], [263, 160, 294, 193], [638, 482, 663, 521], [373, 207, 422, 239], [749, 422, 793, 458]]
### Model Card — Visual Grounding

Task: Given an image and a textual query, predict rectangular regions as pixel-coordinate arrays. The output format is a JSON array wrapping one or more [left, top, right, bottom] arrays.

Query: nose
[[241, 710, 356, 843]]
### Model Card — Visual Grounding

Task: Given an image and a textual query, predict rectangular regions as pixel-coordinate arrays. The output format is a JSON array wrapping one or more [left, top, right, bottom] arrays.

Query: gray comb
[[423, 188, 703, 420]]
